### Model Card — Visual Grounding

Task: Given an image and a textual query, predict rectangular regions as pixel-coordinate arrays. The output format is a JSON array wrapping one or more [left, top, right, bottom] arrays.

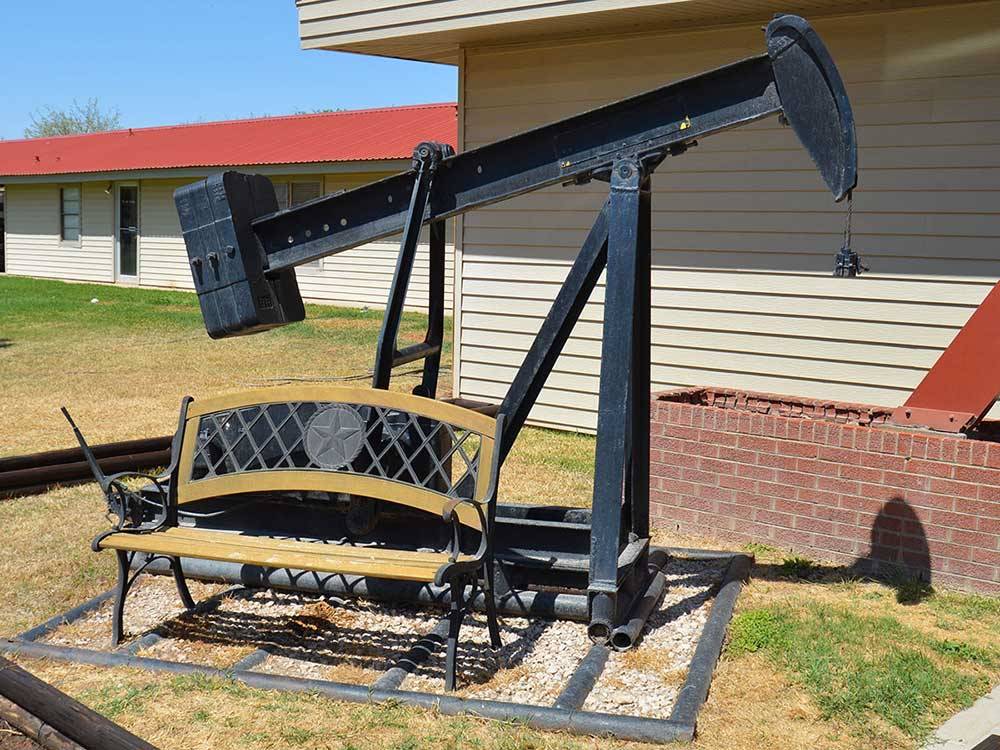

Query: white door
[[115, 184, 139, 281]]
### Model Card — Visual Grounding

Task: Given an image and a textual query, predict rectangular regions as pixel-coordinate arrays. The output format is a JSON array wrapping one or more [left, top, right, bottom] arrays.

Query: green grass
[[727, 603, 991, 742], [0, 274, 443, 351]]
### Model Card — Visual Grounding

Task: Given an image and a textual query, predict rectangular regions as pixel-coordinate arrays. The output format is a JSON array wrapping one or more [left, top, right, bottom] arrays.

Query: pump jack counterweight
[[174, 14, 858, 644]]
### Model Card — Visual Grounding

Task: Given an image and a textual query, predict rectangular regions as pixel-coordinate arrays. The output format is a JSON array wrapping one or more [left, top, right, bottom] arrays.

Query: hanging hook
[[833, 191, 868, 277]]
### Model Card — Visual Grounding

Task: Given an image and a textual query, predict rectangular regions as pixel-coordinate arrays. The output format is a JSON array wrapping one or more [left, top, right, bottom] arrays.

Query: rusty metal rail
[[0, 436, 171, 498]]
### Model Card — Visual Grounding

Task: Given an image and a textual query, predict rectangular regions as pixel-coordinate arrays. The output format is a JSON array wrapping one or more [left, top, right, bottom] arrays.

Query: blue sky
[[0, 1, 457, 140]]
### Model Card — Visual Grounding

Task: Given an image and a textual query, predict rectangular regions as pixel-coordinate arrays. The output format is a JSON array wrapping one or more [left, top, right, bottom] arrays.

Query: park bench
[[65, 385, 504, 690]]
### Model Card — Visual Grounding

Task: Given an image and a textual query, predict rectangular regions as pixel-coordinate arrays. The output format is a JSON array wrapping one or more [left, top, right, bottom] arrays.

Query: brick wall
[[650, 387, 1000, 594]]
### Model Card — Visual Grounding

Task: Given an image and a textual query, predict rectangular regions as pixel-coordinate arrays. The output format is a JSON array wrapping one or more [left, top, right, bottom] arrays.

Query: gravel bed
[[28, 556, 729, 717]]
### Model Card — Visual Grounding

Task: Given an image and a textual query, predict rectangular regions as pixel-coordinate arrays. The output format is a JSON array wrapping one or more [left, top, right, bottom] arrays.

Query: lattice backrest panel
[[184, 399, 487, 501]]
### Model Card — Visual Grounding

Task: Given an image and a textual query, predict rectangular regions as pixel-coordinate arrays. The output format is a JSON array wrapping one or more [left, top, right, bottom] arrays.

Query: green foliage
[[742, 541, 779, 557], [893, 575, 934, 604], [929, 638, 996, 666], [779, 555, 817, 578], [24, 98, 121, 138], [727, 608, 791, 655]]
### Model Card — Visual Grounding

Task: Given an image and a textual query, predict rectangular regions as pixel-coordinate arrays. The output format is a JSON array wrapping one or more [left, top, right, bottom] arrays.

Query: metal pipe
[[670, 553, 752, 727], [610, 571, 665, 652], [230, 648, 270, 672], [15, 589, 115, 643], [0, 450, 170, 492], [0, 436, 171, 474], [552, 643, 610, 710], [138, 557, 591, 621], [372, 617, 450, 691], [0, 640, 694, 745]]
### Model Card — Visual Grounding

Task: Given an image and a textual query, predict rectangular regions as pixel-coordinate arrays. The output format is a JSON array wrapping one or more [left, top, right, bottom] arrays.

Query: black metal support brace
[[373, 142, 452, 393], [588, 159, 650, 642]]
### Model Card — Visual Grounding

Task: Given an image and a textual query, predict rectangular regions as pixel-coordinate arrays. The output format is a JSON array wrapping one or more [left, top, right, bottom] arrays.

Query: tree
[[23, 98, 121, 138]]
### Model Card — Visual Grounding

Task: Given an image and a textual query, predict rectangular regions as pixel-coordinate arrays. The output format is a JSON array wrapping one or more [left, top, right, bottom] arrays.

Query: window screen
[[61, 187, 81, 242]]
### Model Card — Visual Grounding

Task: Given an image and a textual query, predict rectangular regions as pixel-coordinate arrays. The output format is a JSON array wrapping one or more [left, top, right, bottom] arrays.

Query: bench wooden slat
[[176, 471, 485, 530], [159, 526, 456, 563], [98, 528, 471, 583]]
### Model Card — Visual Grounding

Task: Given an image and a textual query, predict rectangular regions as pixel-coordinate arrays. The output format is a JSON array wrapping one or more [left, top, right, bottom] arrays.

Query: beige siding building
[[0, 106, 458, 312], [299, 0, 1000, 431]]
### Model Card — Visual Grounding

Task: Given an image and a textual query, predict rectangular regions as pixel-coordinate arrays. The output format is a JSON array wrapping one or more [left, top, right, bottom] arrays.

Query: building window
[[60, 186, 81, 243], [273, 180, 322, 267]]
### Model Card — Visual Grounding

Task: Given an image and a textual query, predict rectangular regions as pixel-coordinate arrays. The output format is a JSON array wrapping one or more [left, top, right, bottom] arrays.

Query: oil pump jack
[[174, 15, 857, 644]]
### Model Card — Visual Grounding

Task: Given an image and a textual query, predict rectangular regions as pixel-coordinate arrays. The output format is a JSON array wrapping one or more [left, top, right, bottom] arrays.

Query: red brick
[[719, 474, 757, 493], [818, 446, 861, 465], [774, 497, 814, 516], [738, 435, 778, 453], [905, 490, 955, 514], [987, 443, 1000, 469], [839, 464, 884, 484], [906, 459, 955, 480], [797, 487, 842, 507], [925, 436, 945, 461], [945, 559, 995, 579], [754, 508, 795, 528], [758, 453, 800, 471], [954, 465, 1000, 486], [979, 517, 1000, 534], [797, 457, 840, 477], [881, 471, 932, 492], [817, 476, 860, 495], [775, 469, 818, 489], [813, 504, 857, 525], [861, 452, 908, 472], [773, 527, 814, 548], [950, 529, 997, 549], [717, 446, 757, 464], [756, 480, 799, 500], [971, 547, 1000, 567], [699, 457, 736, 475], [932, 508, 980, 531], [697, 484, 735, 503], [774, 439, 818, 458], [958, 498, 1000, 520], [699, 428, 739, 447], [737, 464, 776, 482], [928, 478, 980, 501], [795, 516, 836, 536], [681, 467, 718, 486]]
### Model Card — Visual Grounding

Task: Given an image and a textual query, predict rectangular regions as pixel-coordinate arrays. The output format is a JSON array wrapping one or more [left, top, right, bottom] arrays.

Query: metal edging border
[[2, 549, 753, 744]]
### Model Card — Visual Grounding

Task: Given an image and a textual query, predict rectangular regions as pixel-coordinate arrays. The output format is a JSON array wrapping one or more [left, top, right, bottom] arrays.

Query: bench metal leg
[[169, 556, 196, 611], [483, 564, 502, 649], [445, 580, 464, 691], [111, 550, 133, 648]]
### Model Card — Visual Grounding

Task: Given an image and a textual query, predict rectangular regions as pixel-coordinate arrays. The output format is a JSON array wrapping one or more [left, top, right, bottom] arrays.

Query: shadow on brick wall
[[750, 496, 934, 604]]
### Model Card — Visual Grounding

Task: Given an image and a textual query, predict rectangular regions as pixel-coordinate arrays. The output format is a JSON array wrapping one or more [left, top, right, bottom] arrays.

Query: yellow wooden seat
[[98, 526, 475, 583]]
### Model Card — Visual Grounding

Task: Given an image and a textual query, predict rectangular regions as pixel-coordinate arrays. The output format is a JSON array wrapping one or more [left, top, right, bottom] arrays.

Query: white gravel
[[34, 556, 729, 718]]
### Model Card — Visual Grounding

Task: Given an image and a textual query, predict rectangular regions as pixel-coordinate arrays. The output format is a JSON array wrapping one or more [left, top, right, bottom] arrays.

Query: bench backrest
[[176, 386, 497, 529]]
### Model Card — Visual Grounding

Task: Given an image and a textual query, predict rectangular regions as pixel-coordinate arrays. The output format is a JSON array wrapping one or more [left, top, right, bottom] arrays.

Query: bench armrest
[[440, 414, 505, 563]]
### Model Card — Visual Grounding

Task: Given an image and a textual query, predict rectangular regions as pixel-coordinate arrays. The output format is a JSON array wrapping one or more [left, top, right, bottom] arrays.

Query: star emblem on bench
[[304, 404, 365, 469]]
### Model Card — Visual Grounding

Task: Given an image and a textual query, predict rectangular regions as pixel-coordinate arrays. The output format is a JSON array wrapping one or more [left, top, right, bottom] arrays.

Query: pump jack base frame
[[2, 548, 751, 745]]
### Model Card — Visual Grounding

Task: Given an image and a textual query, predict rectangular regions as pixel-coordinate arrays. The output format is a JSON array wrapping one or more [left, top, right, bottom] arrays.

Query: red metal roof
[[0, 103, 457, 177]]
